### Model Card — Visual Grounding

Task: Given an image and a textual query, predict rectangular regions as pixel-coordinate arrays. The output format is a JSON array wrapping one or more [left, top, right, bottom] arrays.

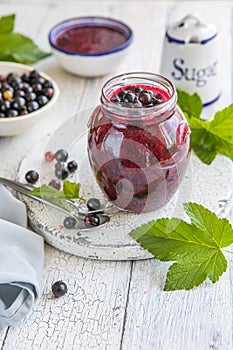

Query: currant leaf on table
[[130, 202, 233, 291]]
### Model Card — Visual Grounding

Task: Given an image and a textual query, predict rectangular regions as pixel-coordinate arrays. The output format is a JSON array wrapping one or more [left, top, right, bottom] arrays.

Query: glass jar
[[87, 72, 190, 213]]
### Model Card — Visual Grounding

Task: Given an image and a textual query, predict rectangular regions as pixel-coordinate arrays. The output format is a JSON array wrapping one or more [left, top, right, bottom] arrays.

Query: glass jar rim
[[101, 71, 177, 121]]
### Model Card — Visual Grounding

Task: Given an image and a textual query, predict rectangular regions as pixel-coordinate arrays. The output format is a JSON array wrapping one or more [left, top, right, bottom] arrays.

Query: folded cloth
[[0, 184, 44, 327], [0, 183, 27, 228]]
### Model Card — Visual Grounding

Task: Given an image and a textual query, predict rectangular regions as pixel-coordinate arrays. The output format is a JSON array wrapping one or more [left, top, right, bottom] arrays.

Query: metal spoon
[[0, 177, 111, 230]]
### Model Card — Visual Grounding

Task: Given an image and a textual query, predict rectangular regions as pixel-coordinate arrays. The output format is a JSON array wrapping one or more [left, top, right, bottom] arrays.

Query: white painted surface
[[0, 1, 233, 349]]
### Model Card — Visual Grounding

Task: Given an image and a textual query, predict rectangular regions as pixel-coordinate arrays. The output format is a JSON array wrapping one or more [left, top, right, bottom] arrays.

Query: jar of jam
[[87, 72, 190, 213]]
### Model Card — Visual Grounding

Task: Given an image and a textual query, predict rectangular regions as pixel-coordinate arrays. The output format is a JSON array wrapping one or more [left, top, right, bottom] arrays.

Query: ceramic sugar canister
[[160, 14, 221, 106]]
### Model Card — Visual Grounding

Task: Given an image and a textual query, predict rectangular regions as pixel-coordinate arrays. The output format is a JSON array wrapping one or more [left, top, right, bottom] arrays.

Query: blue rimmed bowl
[[48, 16, 133, 77]]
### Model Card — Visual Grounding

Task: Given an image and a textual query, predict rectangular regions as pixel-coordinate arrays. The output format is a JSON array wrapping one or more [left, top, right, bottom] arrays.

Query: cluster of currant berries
[[25, 148, 102, 229], [63, 197, 101, 230], [0, 69, 54, 118], [44, 148, 78, 188], [111, 85, 165, 108], [25, 149, 78, 187]]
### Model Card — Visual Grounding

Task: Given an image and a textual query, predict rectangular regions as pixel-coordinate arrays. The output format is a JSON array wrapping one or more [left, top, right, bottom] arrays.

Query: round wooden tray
[[17, 110, 233, 260]]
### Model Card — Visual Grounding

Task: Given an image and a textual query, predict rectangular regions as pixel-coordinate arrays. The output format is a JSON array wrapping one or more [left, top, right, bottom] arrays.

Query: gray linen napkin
[[0, 184, 44, 327]]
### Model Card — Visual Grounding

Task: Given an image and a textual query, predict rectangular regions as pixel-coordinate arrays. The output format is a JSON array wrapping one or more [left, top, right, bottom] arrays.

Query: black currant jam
[[87, 72, 191, 213], [55, 25, 127, 54]]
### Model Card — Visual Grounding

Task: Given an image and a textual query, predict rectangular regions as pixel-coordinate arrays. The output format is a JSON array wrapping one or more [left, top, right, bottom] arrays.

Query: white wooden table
[[1, 1, 233, 349]]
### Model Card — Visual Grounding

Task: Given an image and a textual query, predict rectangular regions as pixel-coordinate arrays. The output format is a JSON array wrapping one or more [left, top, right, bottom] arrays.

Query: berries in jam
[[87, 73, 191, 213]]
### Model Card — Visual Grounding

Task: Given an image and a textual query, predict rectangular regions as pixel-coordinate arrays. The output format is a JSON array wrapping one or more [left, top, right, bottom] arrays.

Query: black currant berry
[[6, 72, 19, 83], [7, 109, 18, 118], [23, 83, 33, 93], [37, 95, 49, 106], [25, 170, 39, 184], [55, 149, 69, 162], [84, 214, 100, 227], [134, 87, 143, 94], [25, 92, 37, 102], [139, 91, 152, 105], [43, 80, 53, 88], [21, 73, 30, 83], [118, 90, 126, 100], [27, 101, 39, 112], [124, 92, 136, 103], [55, 166, 69, 180], [67, 160, 78, 173], [63, 216, 76, 229], [87, 198, 101, 211], [0, 100, 10, 112], [32, 83, 43, 93], [43, 88, 54, 99], [51, 281, 67, 298], [11, 97, 26, 110], [29, 69, 40, 80]]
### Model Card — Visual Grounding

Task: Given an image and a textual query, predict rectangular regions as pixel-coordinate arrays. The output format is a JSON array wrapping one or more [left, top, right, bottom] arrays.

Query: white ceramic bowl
[[0, 62, 59, 136], [48, 16, 133, 77]]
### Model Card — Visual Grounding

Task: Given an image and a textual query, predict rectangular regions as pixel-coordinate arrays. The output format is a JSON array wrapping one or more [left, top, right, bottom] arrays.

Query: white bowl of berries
[[48, 16, 133, 77], [0, 61, 59, 136]]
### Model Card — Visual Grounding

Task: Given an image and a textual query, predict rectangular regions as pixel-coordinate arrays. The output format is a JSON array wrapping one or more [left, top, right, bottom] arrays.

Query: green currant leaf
[[0, 33, 51, 64], [0, 14, 51, 64], [177, 89, 202, 119], [30, 181, 82, 201], [130, 203, 233, 291], [189, 105, 233, 164], [0, 14, 15, 33], [29, 184, 65, 200], [63, 181, 81, 200]]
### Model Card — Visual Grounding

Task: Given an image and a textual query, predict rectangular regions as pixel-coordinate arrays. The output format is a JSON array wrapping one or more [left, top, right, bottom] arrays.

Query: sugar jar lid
[[166, 14, 217, 44]]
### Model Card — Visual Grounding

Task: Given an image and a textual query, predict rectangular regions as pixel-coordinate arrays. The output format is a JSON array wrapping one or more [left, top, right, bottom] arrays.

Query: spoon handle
[[0, 177, 80, 221]]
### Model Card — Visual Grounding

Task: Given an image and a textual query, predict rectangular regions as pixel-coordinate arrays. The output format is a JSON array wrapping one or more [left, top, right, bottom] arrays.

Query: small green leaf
[[29, 181, 83, 202], [188, 105, 233, 164], [0, 14, 15, 34], [0, 33, 51, 64], [177, 89, 202, 119], [63, 181, 81, 200], [188, 118, 218, 164], [177, 89, 233, 165], [29, 184, 65, 200], [0, 13, 51, 64], [130, 203, 233, 291]]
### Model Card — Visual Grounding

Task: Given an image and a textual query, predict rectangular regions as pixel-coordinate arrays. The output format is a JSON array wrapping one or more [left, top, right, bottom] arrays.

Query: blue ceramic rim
[[203, 93, 221, 107], [48, 16, 133, 57], [165, 31, 217, 45]]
